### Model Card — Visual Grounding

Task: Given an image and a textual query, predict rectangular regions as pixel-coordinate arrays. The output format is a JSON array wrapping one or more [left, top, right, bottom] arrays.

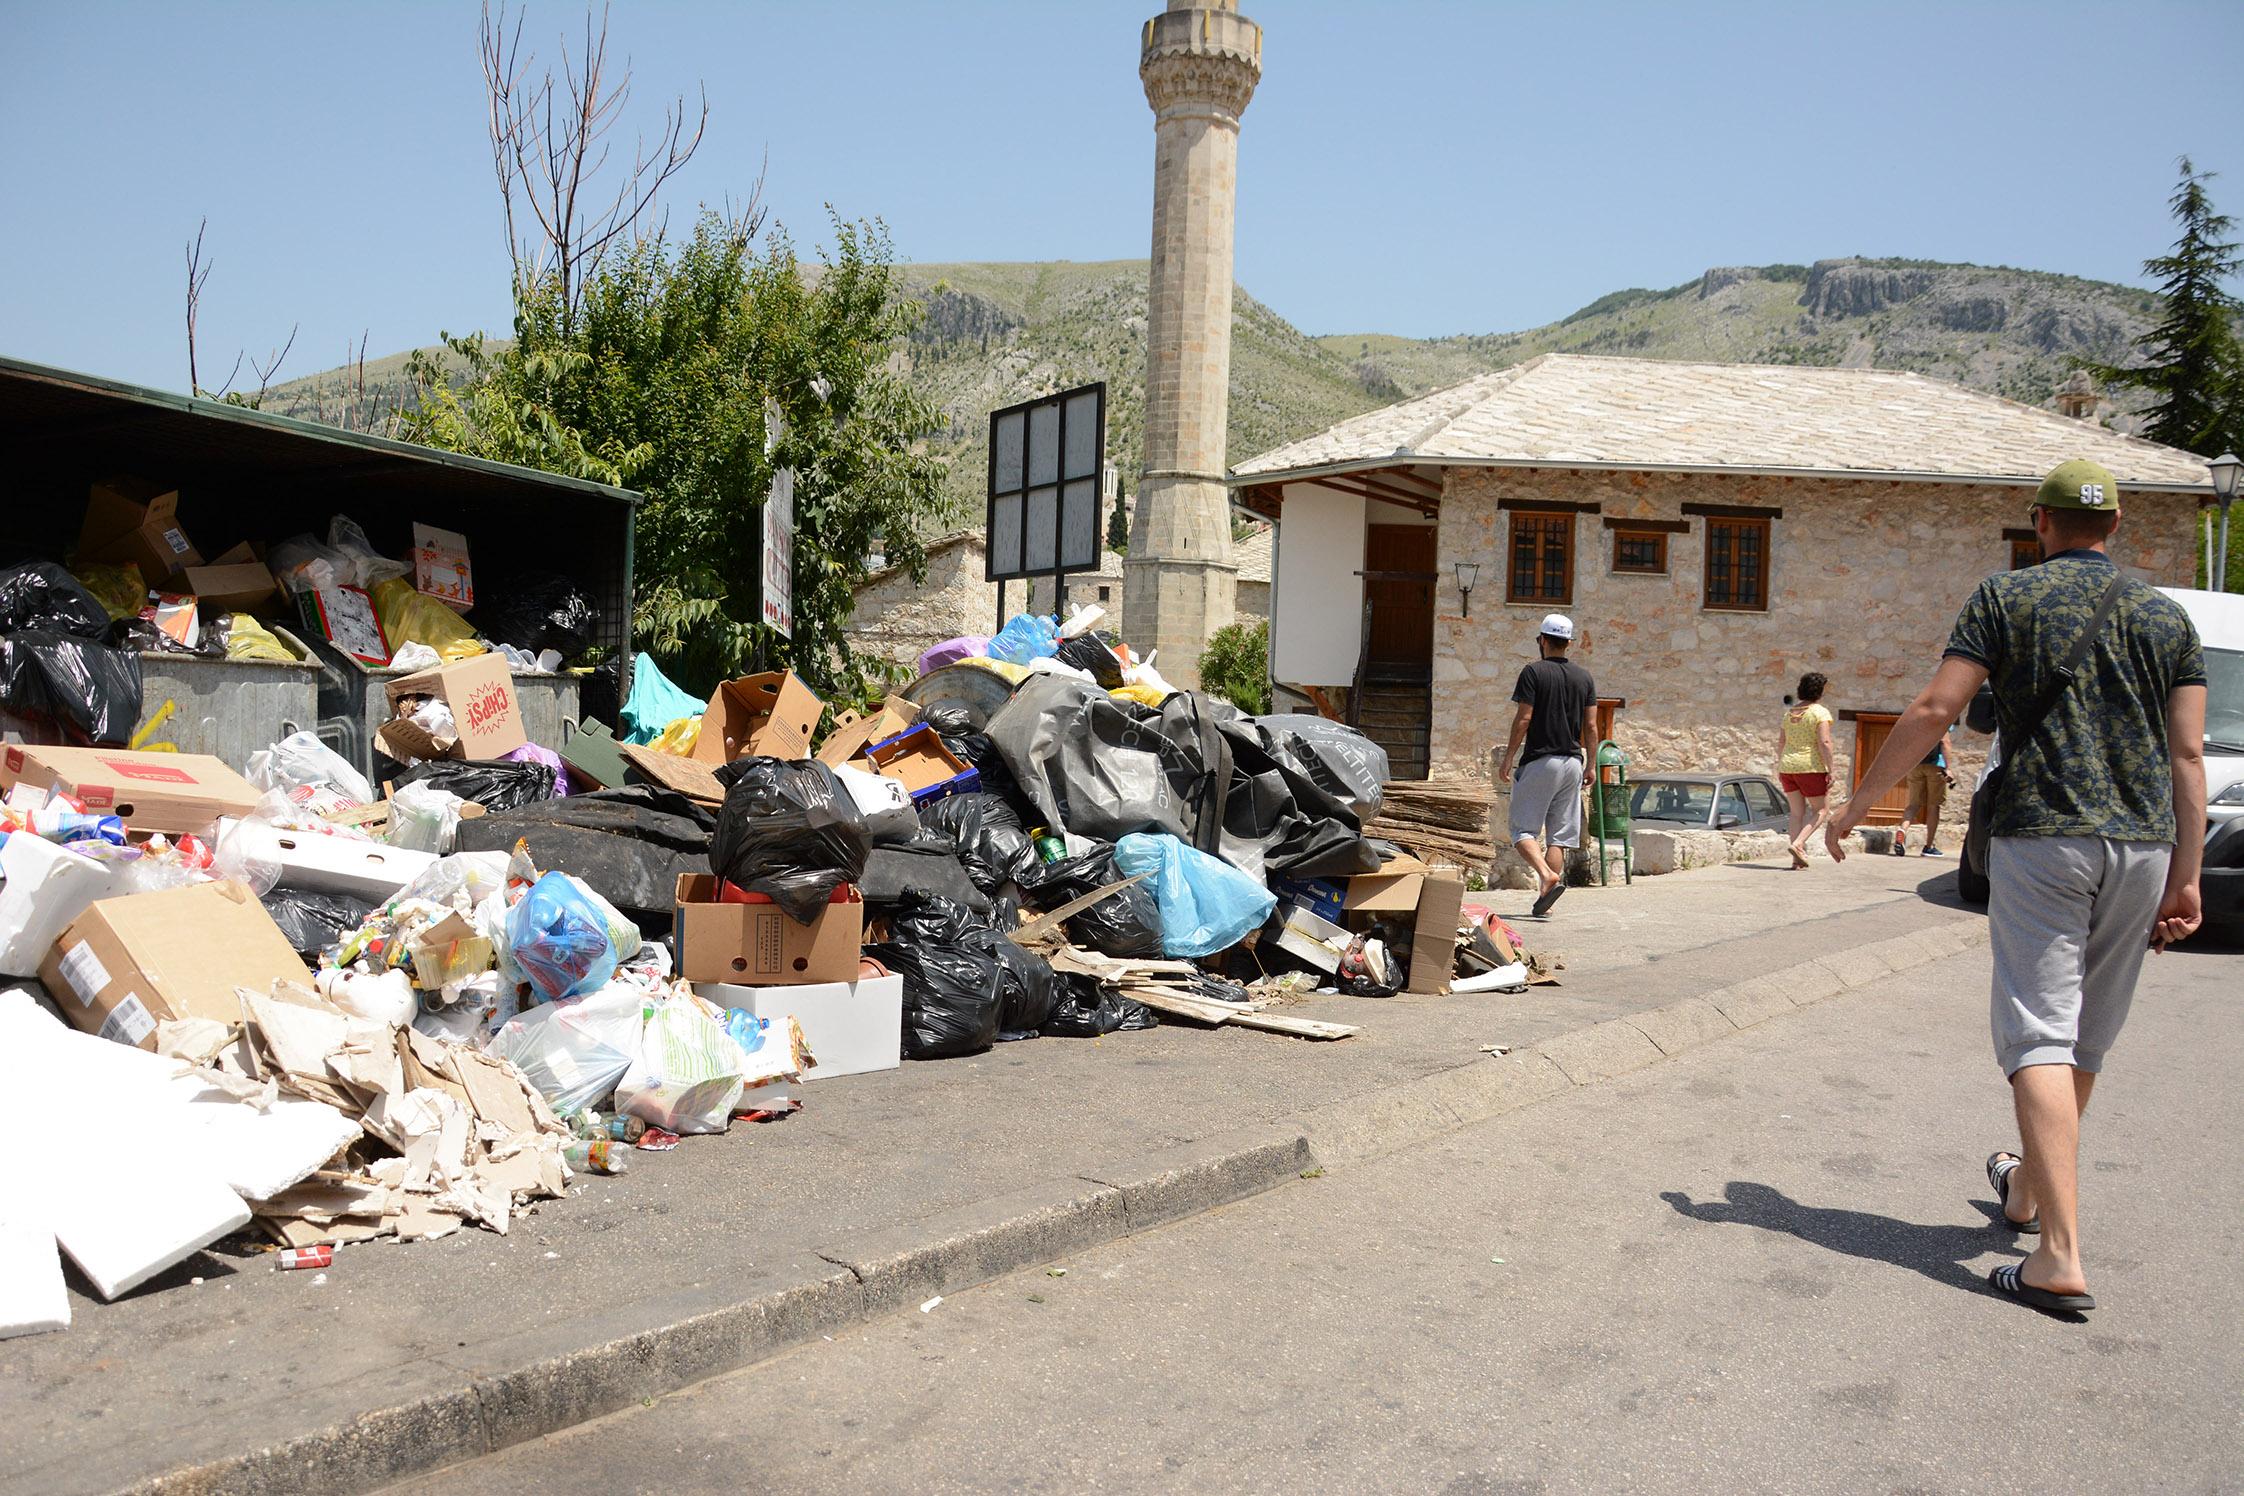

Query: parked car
[[1627, 773, 1791, 833]]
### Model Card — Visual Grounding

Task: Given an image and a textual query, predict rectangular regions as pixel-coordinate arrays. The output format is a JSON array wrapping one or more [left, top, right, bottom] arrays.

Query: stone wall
[[845, 538, 1001, 673], [1429, 467, 2198, 828]]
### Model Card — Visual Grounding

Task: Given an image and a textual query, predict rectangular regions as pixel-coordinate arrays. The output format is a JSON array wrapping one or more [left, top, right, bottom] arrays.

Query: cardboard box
[[815, 696, 920, 768], [169, 559, 278, 614], [617, 742, 727, 805], [38, 880, 309, 1049], [861, 723, 978, 804], [409, 523, 474, 613], [1344, 854, 1465, 995], [1270, 875, 1346, 926], [0, 745, 261, 835], [1273, 904, 1350, 975], [78, 476, 202, 579], [698, 974, 903, 1081], [378, 652, 526, 761], [298, 585, 390, 665], [1343, 853, 1434, 916], [673, 873, 864, 985], [689, 671, 825, 765]]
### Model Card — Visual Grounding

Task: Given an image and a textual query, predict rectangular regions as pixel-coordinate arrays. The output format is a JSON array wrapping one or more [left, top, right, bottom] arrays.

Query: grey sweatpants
[[1986, 835, 2170, 1076], [1508, 754, 1584, 850]]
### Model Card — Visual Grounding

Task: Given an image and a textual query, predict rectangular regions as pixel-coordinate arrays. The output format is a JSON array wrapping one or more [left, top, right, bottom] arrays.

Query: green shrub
[[1199, 619, 1270, 714]]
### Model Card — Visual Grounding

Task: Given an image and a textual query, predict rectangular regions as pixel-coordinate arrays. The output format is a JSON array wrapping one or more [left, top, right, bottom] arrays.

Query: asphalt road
[[399, 936, 2243, 1495]]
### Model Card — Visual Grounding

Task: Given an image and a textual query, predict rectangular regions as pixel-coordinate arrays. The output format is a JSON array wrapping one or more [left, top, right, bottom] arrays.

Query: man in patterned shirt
[[1831, 459, 2207, 1317]]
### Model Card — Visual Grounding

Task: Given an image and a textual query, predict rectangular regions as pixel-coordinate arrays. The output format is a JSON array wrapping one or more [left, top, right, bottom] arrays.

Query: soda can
[[275, 1245, 334, 1271]]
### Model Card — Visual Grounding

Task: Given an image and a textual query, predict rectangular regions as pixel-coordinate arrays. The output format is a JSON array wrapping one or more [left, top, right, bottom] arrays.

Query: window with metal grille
[[1506, 511, 1573, 604], [1702, 516, 1770, 611], [1612, 529, 1667, 574]]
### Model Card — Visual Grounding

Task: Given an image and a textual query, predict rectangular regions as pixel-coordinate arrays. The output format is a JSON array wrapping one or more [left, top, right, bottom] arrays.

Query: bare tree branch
[[248, 323, 299, 406], [185, 218, 213, 395]]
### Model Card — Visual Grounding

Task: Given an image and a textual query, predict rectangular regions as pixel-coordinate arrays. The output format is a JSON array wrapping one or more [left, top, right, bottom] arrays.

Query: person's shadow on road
[[1660, 1181, 2031, 1305]]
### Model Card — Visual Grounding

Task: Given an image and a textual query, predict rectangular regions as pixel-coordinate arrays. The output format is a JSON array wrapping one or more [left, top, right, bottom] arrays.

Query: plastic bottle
[[606, 1114, 648, 1143], [563, 1139, 628, 1175], [1028, 827, 1067, 865]]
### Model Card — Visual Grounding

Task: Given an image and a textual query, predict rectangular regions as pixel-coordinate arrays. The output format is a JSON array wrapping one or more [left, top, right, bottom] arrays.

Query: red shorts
[[1779, 772, 1831, 798]]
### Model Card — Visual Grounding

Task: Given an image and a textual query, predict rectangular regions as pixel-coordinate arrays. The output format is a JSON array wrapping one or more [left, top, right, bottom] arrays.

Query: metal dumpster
[[303, 636, 582, 783], [132, 625, 322, 772]]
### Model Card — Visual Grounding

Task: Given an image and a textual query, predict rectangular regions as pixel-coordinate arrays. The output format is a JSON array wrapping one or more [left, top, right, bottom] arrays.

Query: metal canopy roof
[[0, 354, 642, 508]]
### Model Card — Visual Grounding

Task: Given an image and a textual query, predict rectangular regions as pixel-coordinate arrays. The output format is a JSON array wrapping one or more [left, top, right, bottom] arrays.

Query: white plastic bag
[[484, 983, 648, 1117], [388, 780, 465, 855], [387, 641, 442, 672], [248, 731, 377, 809], [613, 989, 755, 1134], [327, 514, 410, 590]]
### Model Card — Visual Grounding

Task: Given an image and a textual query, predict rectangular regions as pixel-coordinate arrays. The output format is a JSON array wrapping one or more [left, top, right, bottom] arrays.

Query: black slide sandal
[[1990, 1262, 2094, 1314], [1985, 1151, 2040, 1233], [1530, 883, 1566, 918]]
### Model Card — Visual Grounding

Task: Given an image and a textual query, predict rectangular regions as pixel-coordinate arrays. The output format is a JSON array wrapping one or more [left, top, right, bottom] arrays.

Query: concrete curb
[[129, 911, 1990, 1496]]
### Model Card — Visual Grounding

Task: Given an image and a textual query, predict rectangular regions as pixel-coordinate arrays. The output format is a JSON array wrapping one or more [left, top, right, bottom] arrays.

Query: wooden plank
[[1229, 1010, 1360, 1040], [1007, 874, 1149, 949], [1125, 985, 1358, 1040]]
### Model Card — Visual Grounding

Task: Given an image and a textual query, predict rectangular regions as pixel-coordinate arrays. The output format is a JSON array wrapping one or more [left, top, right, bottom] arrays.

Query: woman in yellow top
[[1776, 672, 1837, 869]]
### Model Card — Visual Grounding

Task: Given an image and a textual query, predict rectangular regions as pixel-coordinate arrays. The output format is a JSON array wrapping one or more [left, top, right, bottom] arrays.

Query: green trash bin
[[1590, 739, 1632, 886]]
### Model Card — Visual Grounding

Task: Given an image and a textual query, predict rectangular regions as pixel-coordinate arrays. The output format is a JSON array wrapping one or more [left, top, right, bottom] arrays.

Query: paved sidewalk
[[3, 852, 1977, 1496]]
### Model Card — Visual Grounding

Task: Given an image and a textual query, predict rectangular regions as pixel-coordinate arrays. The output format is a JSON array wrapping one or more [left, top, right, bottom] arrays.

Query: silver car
[[1627, 773, 1792, 833]]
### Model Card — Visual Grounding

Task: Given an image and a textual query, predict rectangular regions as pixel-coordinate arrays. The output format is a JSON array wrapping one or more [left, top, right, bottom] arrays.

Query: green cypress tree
[[2084, 157, 2243, 455], [1107, 482, 1131, 553]]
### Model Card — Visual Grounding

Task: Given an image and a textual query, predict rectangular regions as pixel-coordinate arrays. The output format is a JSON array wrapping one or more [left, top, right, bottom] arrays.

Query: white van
[[2158, 587, 2244, 827]]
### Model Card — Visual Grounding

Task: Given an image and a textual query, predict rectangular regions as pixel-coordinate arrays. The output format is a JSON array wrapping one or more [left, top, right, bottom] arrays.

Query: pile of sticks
[[1365, 776, 1495, 870]]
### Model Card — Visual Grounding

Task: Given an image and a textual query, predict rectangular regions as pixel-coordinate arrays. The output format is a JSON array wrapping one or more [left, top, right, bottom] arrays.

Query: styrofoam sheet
[[0, 832, 119, 977], [256, 826, 435, 900], [697, 975, 903, 1081], [0, 1213, 69, 1340]]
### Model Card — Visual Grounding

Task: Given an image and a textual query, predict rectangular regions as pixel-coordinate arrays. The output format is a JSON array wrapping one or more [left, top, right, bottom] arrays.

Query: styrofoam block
[[34, 1131, 251, 1299], [0, 833, 119, 977], [253, 824, 435, 901], [0, 1214, 69, 1340]]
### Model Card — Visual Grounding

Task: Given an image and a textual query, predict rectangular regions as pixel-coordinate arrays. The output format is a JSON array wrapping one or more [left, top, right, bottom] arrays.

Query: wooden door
[[1580, 697, 1622, 763], [1363, 524, 1435, 675], [1850, 714, 1907, 824]]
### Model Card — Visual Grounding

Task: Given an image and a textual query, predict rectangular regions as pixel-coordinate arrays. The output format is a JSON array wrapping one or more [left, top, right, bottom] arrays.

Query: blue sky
[[2, 0, 2237, 393]]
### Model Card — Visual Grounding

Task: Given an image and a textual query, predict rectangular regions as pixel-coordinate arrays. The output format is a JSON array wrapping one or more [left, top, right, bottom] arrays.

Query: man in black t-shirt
[[1498, 613, 1596, 918]]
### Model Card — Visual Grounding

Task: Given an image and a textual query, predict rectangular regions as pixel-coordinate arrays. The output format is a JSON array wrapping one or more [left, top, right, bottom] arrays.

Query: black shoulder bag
[[1964, 572, 2126, 871]]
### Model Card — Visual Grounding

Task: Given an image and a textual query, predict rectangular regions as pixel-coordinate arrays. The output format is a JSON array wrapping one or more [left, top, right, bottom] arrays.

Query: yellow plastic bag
[[646, 716, 701, 756], [72, 562, 146, 622], [957, 656, 1029, 684], [220, 613, 296, 662], [370, 577, 483, 660], [1107, 683, 1171, 708]]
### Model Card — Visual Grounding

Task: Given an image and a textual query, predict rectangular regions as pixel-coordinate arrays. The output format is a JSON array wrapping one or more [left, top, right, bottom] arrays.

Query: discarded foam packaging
[[0, 744, 261, 835], [558, 717, 628, 792], [689, 671, 825, 765], [815, 695, 920, 768], [296, 583, 390, 665], [78, 475, 202, 579], [0, 1207, 70, 1339], [861, 723, 978, 804], [257, 824, 436, 901], [169, 541, 278, 614], [0, 831, 119, 977], [833, 763, 919, 843], [699, 973, 903, 1081], [377, 651, 527, 762], [673, 873, 864, 986], [409, 522, 474, 613], [38, 879, 310, 1048], [1274, 904, 1350, 975]]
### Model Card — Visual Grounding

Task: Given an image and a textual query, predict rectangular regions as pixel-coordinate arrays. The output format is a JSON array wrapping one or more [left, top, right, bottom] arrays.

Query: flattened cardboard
[[409, 523, 474, 613], [79, 476, 203, 578], [860, 724, 977, 803], [673, 873, 863, 985], [37, 880, 309, 1048], [1344, 854, 1432, 916], [168, 559, 277, 614], [558, 718, 628, 792], [381, 652, 525, 761], [0, 744, 261, 834], [689, 671, 825, 765], [815, 696, 920, 768], [618, 742, 727, 805], [1404, 872, 1466, 996]]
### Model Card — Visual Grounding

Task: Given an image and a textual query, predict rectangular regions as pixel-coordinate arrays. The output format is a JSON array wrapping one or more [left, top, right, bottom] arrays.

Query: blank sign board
[[987, 383, 1106, 582]]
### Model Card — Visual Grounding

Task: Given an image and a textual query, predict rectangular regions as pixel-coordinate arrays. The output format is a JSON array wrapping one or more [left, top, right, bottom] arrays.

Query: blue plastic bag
[[621, 654, 706, 744], [1114, 832, 1276, 958], [508, 871, 620, 1000], [986, 613, 1059, 666]]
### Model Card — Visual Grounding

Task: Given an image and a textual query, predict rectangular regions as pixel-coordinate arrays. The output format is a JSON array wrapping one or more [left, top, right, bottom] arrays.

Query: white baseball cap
[[1539, 613, 1575, 640]]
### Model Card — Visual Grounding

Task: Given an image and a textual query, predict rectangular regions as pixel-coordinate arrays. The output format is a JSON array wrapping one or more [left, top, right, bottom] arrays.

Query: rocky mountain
[[261, 255, 2172, 519]]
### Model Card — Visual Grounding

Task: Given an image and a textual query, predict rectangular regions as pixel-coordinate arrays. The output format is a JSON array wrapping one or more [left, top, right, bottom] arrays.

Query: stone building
[[845, 528, 1271, 675], [1231, 353, 2215, 818]]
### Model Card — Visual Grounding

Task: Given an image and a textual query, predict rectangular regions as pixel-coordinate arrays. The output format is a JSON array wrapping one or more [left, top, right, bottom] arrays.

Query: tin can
[[275, 1245, 334, 1271]]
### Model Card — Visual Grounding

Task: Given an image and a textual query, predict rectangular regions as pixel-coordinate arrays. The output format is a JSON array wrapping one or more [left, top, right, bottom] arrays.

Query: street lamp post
[[2210, 452, 2241, 593]]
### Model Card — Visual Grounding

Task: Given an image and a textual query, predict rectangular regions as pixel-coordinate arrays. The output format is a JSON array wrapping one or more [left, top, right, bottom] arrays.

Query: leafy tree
[[403, 210, 953, 698], [2083, 157, 2243, 455], [1198, 618, 1270, 714]]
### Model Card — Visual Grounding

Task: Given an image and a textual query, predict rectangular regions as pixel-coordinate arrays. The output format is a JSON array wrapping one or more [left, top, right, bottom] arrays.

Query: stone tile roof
[[1232, 525, 1272, 582], [1231, 353, 2214, 491]]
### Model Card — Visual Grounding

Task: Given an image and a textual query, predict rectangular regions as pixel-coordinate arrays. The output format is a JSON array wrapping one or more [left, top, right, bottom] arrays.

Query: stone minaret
[[1124, 0, 1261, 687]]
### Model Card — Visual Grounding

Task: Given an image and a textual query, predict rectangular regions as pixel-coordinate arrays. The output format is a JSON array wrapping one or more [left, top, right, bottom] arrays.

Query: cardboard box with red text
[[0, 744, 261, 835], [377, 652, 526, 761]]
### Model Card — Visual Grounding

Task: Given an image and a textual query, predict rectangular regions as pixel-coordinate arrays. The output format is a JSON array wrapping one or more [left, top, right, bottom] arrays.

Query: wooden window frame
[[1610, 528, 1669, 575], [1505, 509, 1575, 606], [2003, 527, 2040, 571], [1701, 514, 1771, 612]]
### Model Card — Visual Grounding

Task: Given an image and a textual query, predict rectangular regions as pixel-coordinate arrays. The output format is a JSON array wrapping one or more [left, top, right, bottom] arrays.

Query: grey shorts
[[1986, 835, 2169, 1076], [1509, 754, 1584, 849]]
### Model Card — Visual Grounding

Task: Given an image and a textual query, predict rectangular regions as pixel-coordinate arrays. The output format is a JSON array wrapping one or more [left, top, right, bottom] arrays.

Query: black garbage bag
[[261, 888, 377, 960], [583, 654, 624, 730], [471, 573, 599, 661], [0, 630, 143, 744], [709, 757, 872, 924], [0, 562, 110, 639], [1215, 714, 1382, 880], [391, 757, 558, 813], [920, 706, 1025, 810], [883, 889, 990, 945], [969, 926, 1057, 1032], [859, 844, 990, 914], [1053, 632, 1125, 689], [111, 616, 222, 657], [1042, 973, 1160, 1037], [986, 674, 1229, 848], [1014, 843, 1164, 959], [455, 785, 714, 937], [914, 793, 1037, 894], [870, 894, 1005, 1060], [1255, 714, 1389, 823]]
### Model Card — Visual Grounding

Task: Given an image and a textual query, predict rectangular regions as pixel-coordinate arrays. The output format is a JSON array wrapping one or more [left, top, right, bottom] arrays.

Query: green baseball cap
[[2035, 459, 2122, 512]]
